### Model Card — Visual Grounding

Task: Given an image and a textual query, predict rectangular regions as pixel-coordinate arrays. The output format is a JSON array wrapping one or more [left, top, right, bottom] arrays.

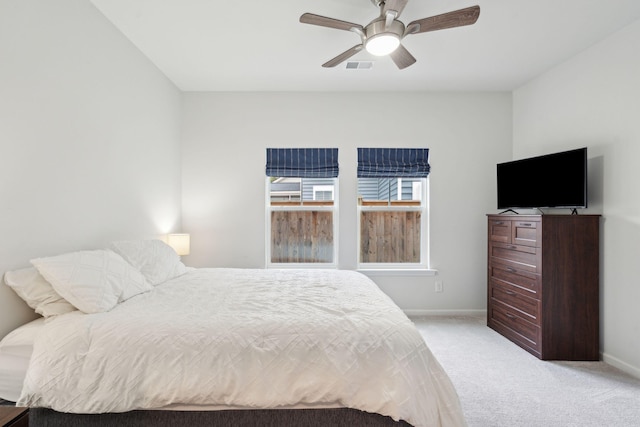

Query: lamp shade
[[167, 233, 190, 256]]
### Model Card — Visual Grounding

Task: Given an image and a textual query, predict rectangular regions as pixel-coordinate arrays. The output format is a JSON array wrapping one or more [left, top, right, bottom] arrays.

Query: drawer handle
[[521, 223, 532, 227], [506, 267, 517, 273], [494, 221, 505, 225], [504, 290, 516, 296], [505, 313, 517, 320]]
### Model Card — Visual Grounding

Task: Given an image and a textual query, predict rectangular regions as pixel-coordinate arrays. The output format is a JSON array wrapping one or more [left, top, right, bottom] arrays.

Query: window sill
[[357, 268, 438, 278], [267, 263, 338, 269]]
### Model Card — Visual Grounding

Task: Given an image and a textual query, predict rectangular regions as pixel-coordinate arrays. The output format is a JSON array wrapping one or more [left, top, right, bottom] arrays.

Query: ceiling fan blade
[[300, 13, 363, 32], [406, 5, 480, 35], [389, 44, 416, 69], [383, 0, 408, 19], [322, 45, 364, 68]]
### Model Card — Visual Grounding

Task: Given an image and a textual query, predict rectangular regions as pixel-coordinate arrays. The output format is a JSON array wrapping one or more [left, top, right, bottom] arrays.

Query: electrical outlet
[[435, 281, 443, 293]]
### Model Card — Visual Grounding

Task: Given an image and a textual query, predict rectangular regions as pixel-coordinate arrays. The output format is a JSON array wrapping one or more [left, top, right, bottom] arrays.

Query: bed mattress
[[18, 268, 466, 427]]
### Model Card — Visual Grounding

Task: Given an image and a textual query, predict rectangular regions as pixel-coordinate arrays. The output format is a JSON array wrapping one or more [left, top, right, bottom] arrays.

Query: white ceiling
[[90, 0, 640, 92]]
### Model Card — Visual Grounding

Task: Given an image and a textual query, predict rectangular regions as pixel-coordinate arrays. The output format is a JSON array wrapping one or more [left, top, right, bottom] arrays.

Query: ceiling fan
[[299, 0, 480, 69]]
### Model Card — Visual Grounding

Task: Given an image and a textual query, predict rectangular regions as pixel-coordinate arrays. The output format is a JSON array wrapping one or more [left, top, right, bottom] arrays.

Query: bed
[[1, 240, 467, 427]]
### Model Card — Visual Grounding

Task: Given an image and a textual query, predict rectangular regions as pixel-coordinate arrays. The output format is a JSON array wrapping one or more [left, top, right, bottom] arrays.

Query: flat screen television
[[497, 147, 587, 210]]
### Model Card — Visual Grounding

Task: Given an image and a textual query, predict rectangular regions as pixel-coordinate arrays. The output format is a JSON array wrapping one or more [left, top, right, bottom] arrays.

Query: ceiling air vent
[[345, 61, 374, 70]]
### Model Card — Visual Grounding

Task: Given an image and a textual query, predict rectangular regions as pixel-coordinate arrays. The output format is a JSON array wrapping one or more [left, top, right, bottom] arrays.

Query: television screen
[[497, 147, 587, 209]]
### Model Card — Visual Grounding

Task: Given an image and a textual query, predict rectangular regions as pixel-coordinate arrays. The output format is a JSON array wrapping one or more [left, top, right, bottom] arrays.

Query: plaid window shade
[[357, 148, 430, 178], [266, 148, 339, 178]]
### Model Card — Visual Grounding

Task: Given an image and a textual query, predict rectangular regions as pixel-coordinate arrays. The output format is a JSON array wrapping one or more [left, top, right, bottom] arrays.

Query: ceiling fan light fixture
[[300, 3, 481, 69], [365, 33, 400, 56]]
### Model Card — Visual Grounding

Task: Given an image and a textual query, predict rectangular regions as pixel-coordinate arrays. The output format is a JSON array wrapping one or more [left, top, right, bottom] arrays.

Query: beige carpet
[[412, 315, 640, 427]]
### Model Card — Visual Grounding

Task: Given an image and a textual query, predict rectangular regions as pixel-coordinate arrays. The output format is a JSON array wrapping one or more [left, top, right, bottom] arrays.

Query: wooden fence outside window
[[270, 211, 333, 263], [270, 203, 421, 264], [360, 210, 421, 263]]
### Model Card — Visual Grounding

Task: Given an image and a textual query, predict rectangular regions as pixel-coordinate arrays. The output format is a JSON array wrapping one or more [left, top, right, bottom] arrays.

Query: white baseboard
[[403, 309, 487, 318], [602, 352, 640, 380]]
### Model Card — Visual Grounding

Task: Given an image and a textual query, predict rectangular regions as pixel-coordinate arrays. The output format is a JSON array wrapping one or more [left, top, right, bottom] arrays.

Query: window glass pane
[[357, 177, 425, 265], [360, 211, 421, 263], [268, 177, 336, 265], [270, 177, 301, 202], [357, 178, 422, 203], [270, 178, 334, 204], [270, 210, 333, 263]]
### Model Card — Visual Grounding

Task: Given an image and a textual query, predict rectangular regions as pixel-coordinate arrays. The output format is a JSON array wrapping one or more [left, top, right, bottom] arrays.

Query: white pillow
[[4, 267, 77, 317], [31, 250, 153, 314], [109, 239, 187, 285]]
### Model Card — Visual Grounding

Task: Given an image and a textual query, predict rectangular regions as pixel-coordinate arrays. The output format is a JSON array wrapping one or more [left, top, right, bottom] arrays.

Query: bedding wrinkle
[[18, 268, 466, 427]]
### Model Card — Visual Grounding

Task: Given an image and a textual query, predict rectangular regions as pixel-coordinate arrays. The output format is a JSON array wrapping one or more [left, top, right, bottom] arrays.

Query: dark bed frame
[[30, 407, 413, 427]]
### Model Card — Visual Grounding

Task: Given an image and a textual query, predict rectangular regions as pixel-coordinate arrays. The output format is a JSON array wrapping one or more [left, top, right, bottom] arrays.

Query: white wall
[[181, 92, 512, 313], [513, 19, 640, 377], [0, 0, 182, 338]]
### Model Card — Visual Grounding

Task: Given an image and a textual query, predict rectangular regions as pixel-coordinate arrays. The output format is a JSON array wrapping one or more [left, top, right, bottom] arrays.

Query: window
[[265, 149, 338, 266], [312, 185, 334, 201], [356, 148, 430, 269]]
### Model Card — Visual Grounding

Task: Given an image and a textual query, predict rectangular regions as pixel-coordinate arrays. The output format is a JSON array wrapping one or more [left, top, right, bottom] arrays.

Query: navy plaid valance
[[265, 148, 339, 178], [357, 148, 431, 178]]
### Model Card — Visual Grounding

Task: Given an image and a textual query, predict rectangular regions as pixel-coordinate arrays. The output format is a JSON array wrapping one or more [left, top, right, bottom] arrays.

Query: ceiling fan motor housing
[[366, 18, 405, 39]]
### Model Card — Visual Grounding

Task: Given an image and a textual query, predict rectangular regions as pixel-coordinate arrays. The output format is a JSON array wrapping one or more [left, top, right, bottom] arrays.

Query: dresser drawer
[[489, 219, 512, 244], [512, 220, 540, 247], [487, 216, 540, 247], [490, 279, 540, 322], [489, 243, 541, 273], [489, 303, 541, 352], [489, 264, 541, 296]]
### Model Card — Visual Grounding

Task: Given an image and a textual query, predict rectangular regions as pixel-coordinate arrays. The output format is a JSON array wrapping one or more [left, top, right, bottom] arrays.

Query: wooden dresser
[[487, 214, 600, 360]]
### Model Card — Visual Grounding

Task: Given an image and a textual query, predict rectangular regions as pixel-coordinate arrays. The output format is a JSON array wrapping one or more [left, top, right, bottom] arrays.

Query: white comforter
[[19, 268, 466, 427]]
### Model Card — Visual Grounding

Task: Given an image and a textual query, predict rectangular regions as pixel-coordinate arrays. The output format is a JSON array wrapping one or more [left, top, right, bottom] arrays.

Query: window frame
[[356, 176, 430, 271], [265, 177, 339, 269]]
